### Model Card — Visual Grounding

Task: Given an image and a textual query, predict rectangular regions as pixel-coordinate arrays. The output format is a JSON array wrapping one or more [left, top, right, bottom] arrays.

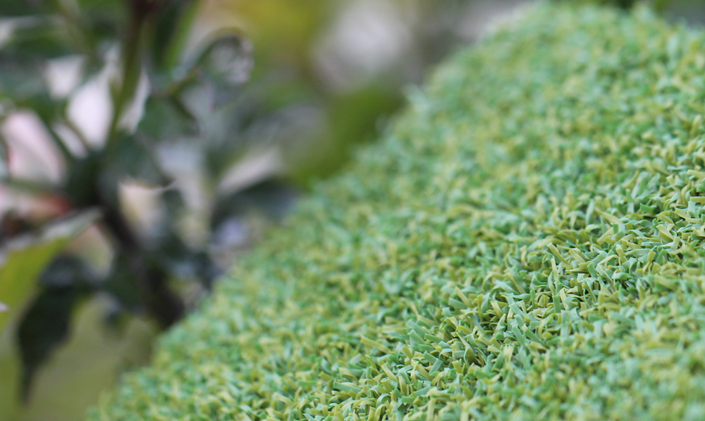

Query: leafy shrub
[[0, 0, 247, 408], [93, 3, 705, 420]]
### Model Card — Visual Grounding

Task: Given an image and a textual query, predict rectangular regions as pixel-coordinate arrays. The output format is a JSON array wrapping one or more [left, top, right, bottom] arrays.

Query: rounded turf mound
[[91, 4, 705, 420]]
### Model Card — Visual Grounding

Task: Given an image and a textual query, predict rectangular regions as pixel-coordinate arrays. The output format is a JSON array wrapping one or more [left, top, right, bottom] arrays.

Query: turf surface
[[91, 4, 705, 420]]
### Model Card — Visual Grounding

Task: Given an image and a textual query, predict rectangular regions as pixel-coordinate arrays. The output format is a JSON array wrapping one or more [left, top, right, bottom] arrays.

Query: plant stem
[[98, 0, 186, 327], [107, 12, 147, 145]]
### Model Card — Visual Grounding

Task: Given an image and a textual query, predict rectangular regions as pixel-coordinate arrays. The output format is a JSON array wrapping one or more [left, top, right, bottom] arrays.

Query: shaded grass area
[[91, 4, 705, 420]]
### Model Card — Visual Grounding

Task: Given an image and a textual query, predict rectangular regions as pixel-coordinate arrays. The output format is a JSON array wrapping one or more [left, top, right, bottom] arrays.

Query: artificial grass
[[91, 4, 705, 420]]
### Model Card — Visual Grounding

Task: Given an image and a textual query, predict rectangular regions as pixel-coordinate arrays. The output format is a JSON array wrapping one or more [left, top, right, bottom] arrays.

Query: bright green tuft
[[91, 4, 705, 420]]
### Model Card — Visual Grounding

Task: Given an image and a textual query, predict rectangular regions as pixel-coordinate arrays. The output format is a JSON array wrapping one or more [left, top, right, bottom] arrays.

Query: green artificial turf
[[91, 4, 705, 420]]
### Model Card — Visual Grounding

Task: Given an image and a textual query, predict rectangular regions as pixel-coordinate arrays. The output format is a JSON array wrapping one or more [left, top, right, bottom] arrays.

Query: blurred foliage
[[0, 0, 253, 416], [0, 213, 97, 419], [0, 213, 96, 335], [553, 0, 638, 8], [552, 0, 704, 13], [211, 0, 477, 183]]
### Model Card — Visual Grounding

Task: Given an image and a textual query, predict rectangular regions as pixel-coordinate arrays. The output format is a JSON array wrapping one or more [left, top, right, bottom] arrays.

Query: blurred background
[[0, 0, 703, 420]]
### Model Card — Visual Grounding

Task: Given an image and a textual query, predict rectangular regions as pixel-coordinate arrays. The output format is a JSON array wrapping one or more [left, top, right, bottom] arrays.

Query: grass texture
[[91, 4, 705, 420]]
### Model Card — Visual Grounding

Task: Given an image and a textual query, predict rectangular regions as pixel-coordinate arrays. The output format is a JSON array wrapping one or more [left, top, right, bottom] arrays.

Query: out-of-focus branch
[[107, 10, 147, 145]]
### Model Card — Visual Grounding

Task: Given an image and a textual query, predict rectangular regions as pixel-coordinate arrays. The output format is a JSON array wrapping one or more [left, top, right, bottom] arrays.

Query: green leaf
[[175, 30, 252, 109], [194, 33, 252, 86], [0, 211, 99, 334], [0, 212, 97, 417], [18, 276, 84, 400], [150, 0, 200, 73], [0, 17, 71, 59], [0, 1, 47, 17]]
